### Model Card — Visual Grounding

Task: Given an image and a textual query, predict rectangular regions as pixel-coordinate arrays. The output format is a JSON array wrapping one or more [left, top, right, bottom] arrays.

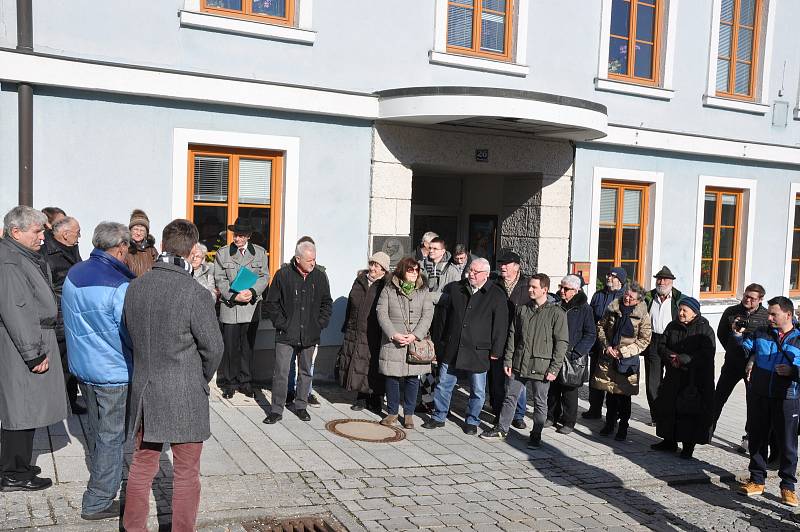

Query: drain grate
[[242, 515, 346, 531], [325, 418, 406, 443]]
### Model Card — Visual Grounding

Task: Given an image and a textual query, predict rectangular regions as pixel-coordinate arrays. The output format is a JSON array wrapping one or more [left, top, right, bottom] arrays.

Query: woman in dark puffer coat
[[337, 252, 391, 413], [652, 296, 716, 459]]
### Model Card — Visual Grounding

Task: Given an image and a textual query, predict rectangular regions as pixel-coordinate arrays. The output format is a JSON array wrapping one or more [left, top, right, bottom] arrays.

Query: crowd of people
[[1, 207, 800, 532]]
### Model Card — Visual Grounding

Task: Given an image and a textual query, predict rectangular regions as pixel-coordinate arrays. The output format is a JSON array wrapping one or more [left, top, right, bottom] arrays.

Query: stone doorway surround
[[368, 123, 574, 277]]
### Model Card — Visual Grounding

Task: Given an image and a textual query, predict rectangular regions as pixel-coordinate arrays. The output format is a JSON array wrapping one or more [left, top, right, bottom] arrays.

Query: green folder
[[230, 266, 258, 293]]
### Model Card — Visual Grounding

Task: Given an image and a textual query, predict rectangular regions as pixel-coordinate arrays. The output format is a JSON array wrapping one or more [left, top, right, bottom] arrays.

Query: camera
[[733, 316, 750, 331]]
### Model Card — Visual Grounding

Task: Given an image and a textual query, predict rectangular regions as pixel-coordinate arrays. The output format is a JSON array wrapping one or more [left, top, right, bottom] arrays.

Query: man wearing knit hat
[[643, 266, 682, 425], [583, 267, 626, 419]]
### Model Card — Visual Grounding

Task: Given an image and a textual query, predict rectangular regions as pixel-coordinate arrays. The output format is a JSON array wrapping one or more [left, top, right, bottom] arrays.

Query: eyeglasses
[[558, 285, 576, 292], [467, 269, 489, 276], [605, 272, 617, 278], [405, 267, 420, 273]]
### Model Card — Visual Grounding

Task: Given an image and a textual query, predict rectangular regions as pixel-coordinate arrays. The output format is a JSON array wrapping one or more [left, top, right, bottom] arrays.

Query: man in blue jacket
[[736, 296, 800, 508], [62, 222, 135, 521]]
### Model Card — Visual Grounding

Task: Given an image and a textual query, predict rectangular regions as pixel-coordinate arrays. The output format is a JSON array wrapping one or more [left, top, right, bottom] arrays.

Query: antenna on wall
[[778, 60, 787, 97]]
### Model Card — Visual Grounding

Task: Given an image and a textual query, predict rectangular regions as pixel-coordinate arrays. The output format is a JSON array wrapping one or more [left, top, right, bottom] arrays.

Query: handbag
[[559, 351, 588, 387], [397, 291, 436, 365], [613, 353, 640, 376]]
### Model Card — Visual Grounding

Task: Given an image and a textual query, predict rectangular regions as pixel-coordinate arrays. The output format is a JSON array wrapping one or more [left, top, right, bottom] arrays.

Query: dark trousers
[[547, 381, 579, 428], [643, 336, 664, 422], [747, 393, 800, 490], [385, 376, 420, 417], [713, 355, 746, 425], [0, 428, 36, 480], [217, 322, 254, 390], [271, 344, 314, 415], [605, 394, 632, 426], [58, 336, 79, 405], [587, 348, 607, 413]]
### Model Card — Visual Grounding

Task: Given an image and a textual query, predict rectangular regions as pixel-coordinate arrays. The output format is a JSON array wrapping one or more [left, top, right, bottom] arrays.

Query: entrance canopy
[[375, 87, 607, 142]]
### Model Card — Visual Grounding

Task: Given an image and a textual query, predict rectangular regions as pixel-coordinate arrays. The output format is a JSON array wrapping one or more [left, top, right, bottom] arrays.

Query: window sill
[[179, 10, 315, 45], [702, 95, 769, 115], [594, 78, 674, 101], [794, 108, 800, 120], [428, 51, 528, 77]]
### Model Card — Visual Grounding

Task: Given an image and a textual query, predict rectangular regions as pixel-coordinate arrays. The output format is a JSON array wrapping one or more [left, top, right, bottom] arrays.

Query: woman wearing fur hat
[[124, 209, 158, 277], [337, 252, 391, 413]]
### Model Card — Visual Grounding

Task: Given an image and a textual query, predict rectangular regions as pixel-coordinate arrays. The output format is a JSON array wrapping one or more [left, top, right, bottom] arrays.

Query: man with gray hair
[[42, 214, 84, 415], [264, 240, 332, 424], [415, 231, 438, 262], [62, 222, 135, 520]]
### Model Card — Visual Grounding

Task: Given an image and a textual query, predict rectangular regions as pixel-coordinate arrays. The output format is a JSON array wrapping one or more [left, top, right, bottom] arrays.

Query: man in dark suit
[[122, 219, 223, 532], [423, 258, 509, 435]]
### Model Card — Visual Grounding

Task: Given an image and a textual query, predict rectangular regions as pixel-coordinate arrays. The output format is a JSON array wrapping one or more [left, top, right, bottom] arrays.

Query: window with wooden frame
[[607, 0, 663, 84], [187, 145, 284, 275], [201, 0, 295, 26], [700, 188, 742, 298], [597, 181, 649, 289], [790, 194, 800, 296], [446, 0, 513, 61], [716, 0, 762, 100]]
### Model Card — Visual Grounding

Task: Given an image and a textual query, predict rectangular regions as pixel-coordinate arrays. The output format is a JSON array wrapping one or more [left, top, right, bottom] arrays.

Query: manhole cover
[[325, 418, 406, 443], [242, 515, 345, 531]]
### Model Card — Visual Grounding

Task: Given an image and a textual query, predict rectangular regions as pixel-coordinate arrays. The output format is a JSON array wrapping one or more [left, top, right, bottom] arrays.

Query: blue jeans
[[515, 387, 527, 421], [288, 348, 315, 394], [433, 363, 487, 426], [385, 376, 420, 416], [79, 383, 128, 514]]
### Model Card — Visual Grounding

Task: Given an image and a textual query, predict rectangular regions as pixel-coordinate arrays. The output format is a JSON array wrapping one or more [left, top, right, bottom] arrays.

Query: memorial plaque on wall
[[371, 236, 412, 268]]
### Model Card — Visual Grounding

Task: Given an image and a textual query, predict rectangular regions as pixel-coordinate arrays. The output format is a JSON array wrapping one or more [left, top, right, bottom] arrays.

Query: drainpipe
[[17, 0, 33, 206]]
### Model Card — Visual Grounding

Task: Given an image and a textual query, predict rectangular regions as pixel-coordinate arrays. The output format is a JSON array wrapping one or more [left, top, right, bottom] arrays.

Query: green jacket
[[504, 300, 569, 381]]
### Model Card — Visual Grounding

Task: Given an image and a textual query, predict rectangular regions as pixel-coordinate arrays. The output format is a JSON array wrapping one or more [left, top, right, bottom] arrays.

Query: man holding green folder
[[214, 219, 270, 399]]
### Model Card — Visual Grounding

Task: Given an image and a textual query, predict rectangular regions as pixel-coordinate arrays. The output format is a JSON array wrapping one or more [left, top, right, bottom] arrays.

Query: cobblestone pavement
[[1, 373, 799, 531]]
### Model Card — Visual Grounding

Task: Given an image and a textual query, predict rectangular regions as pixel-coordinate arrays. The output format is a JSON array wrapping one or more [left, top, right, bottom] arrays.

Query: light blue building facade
[[1, 1, 798, 375]]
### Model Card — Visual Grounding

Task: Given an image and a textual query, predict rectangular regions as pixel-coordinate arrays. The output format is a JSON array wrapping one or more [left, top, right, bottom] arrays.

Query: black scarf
[[610, 303, 636, 347]]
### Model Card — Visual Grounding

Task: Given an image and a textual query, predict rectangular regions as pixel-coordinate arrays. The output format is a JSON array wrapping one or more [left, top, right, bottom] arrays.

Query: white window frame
[[784, 183, 800, 295], [588, 167, 664, 298], [594, 0, 679, 100], [702, 0, 774, 115], [692, 175, 757, 299], [429, 0, 530, 77], [171, 128, 300, 264], [180, 0, 315, 44]]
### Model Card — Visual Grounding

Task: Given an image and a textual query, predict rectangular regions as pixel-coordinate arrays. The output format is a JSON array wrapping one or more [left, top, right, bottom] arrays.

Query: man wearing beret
[[643, 266, 682, 425], [214, 219, 270, 399]]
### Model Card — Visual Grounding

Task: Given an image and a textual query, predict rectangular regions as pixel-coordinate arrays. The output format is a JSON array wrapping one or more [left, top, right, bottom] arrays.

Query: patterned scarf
[[156, 252, 192, 273]]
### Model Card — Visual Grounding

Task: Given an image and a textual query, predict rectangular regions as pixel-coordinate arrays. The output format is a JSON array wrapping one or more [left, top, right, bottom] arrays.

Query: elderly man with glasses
[[423, 258, 508, 435]]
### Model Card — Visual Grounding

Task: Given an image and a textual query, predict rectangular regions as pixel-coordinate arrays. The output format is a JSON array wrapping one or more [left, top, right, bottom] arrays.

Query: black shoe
[[543, 419, 554, 428], [238, 385, 255, 398], [651, 440, 678, 452], [527, 434, 542, 449], [480, 427, 507, 440], [70, 403, 87, 416], [307, 394, 321, 408], [614, 425, 628, 441], [680, 445, 695, 460], [582, 410, 602, 420], [0, 475, 52, 492], [81, 500, 120, 521], [422, 420, 445, 430], [263, 413, 282, 424], [285, 393, 296, 406], [599, 422, 616, 436], [296, 409, 311, 421], [556, 425, 573, 435], [350, 401, 365, 411], [463, 424, 478, 436], [511, 418, 527, 430]]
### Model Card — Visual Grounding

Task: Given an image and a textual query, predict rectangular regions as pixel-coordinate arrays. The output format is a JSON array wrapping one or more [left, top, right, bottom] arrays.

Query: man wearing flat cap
[[214, 218, 270, 399], [643, 266, 682, 425]]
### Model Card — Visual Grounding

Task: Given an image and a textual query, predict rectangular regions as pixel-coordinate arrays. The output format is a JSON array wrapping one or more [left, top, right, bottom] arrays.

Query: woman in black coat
[[652, 296, 716, 459], [336, 253, 391, 412]]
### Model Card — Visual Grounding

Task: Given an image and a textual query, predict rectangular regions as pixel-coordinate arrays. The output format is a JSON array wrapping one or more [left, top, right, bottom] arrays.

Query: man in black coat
[[423, 258, 509, 435], [490, 250, 530, 428], [41, 215, 85, 414], [713, 283, 770, 450], [263, 240, 332, 424]]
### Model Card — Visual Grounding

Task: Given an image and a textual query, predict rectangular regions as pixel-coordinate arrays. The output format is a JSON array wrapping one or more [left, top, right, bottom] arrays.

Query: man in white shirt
[[643, 266, 682, 425]]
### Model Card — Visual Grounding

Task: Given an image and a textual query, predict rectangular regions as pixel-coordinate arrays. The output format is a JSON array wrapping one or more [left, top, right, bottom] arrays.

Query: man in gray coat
[[214, 218, 269, 399], [122, 219, 223, 532], [0, 206, 69, 492]]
